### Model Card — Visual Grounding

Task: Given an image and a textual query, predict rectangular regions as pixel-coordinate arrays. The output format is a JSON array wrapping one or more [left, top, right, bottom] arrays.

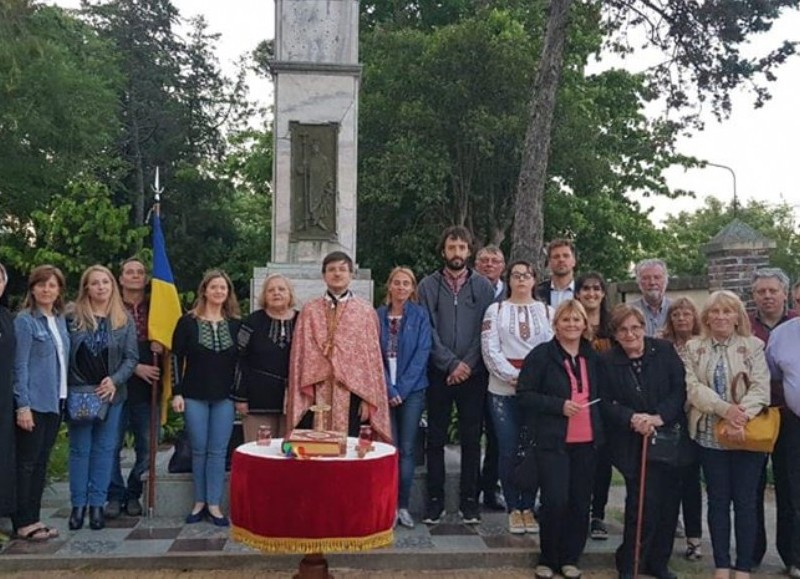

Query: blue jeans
[[488, 393, 534, 512], [701, 447, 767, 571], [391, 389, 425, 509], [109, 400, 153, 503], [68, 402, 124, 508], [184, 398, 234, 506]]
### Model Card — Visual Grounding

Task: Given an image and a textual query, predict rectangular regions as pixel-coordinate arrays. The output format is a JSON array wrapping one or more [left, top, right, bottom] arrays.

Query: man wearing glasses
[[475, 245, 507, 512]]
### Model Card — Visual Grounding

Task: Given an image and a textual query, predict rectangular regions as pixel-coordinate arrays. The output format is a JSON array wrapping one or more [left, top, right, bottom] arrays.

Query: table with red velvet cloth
[[230, 438, 397, 553]]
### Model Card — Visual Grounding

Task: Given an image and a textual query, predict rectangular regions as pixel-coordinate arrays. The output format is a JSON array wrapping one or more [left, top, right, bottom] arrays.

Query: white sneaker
[[508, 510, 525, 534], [396, 508, 415, 529]]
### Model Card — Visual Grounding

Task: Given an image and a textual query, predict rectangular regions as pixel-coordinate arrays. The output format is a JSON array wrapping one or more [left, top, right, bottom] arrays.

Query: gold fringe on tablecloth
[[231, 525, 394, 554]]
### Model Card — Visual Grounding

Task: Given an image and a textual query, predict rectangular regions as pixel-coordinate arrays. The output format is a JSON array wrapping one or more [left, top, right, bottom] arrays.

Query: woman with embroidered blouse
[[233, 274, 298, 442], [684, 290, 770, 579], [172, 270, 241, 527], [481, 260, 553, 535]]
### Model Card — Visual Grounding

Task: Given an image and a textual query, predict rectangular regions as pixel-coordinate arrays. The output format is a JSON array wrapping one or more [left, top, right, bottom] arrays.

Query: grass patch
[[47, 424, 70, 482]]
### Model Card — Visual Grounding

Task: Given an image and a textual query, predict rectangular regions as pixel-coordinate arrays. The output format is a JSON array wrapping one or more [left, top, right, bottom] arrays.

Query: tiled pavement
[[0, 450, 788, 577]]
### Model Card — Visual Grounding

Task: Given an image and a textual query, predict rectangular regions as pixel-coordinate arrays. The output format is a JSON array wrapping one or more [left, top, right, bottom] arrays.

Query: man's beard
[[446, 257, 466, 271], [643, 289, 663, 303]]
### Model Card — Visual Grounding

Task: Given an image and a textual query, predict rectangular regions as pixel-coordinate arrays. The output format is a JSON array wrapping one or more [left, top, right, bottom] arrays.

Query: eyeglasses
[[510, 272, 534, 281], [478, 258, 504, 265], [616, 325, 644, 336]]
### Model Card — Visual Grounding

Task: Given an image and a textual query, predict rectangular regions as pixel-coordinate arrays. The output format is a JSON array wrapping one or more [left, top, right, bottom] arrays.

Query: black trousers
[[12, 411, 61, 530], [773, 408, 800, 568], [680, 457, 704, 540], [479, 391, 500, 499], [753, 457, 768, 566], [537, 443, 596, 569], [616, 460, 682, 575], [426, 370, 485, 508], [591, 445, 613, 521]]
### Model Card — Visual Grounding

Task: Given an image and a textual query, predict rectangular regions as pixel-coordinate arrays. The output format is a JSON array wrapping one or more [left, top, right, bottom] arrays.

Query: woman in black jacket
[[518, 299, 605, 579], [602, 304, 688, 579]]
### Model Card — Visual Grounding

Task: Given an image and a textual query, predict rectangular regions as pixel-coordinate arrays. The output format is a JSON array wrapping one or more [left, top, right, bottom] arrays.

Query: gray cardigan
[[68, 314, 139, 405], [417, 268, 494, 375]]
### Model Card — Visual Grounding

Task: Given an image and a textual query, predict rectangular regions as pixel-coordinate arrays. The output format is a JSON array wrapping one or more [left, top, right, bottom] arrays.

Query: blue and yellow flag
[[148, 210, 182, 424]]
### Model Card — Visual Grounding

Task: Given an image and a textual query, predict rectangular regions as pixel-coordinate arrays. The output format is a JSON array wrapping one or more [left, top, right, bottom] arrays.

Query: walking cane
[[147, 350, 160, 518], [633, 431, 651, 579]]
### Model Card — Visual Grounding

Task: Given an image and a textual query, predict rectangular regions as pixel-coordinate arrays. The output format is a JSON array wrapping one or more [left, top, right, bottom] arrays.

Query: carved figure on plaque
[[290, 122, 338, 240]]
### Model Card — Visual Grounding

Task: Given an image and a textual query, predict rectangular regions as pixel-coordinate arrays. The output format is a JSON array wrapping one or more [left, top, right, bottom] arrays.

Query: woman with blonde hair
[[172, 269, 241, 526], [684, 290, 770, 579], [377, 266, 431, 528], [67, 265, 138, 531], [233, 274, 298, 441], [518, 299, 605, 579]]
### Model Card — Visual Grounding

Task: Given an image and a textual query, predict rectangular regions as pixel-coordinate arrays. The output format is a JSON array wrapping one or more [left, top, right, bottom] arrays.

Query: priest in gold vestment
[[287, 252, 392, 443]]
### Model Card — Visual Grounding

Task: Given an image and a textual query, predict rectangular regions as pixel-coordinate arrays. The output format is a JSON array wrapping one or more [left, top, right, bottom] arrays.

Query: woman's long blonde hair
[[72, 265, 129, 331]]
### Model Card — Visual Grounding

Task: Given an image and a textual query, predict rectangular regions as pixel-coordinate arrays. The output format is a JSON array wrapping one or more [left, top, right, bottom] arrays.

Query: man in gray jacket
[[418, 226, 495, 525]]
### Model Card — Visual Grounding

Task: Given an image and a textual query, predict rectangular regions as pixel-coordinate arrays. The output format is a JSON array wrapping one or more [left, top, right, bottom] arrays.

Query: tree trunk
[[510, 0, 572, 272]]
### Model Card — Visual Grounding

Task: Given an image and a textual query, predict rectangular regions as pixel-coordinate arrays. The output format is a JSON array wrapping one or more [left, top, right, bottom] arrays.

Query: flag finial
[[152, 167, 164, 202]]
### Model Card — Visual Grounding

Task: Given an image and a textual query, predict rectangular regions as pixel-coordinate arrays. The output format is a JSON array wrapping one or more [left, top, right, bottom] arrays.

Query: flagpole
[[148, 167, 164, 519]]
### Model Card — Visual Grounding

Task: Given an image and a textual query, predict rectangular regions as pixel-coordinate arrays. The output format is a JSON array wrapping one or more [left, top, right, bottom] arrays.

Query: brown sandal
[[16, 526, 50, 542]]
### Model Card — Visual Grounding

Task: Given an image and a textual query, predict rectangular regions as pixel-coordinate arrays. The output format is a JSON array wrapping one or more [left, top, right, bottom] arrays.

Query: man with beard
[[418, 226, 494, 525], [749, 268, 797, 568], [631, 258, 671, 337], [536, 239, 577, 308]]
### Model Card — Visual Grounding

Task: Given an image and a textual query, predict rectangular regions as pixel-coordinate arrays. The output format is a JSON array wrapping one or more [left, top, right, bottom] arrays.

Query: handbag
[[715, 371, 781, 453], [168, 429, 192, 473], [647, 423, 687, 467], [66, 385, 110, 424]]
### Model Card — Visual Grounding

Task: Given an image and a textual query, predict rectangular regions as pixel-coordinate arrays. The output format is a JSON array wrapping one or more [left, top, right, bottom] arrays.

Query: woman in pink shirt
[[518, 299, 605, 579]]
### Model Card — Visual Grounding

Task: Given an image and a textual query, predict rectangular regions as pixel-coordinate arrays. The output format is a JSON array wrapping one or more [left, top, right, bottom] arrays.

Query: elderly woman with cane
[[602, 304, 688, 579]]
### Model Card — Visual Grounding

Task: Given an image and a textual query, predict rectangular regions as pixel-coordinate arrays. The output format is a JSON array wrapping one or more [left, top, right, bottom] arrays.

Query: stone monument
[[253, 0, 372, 306]]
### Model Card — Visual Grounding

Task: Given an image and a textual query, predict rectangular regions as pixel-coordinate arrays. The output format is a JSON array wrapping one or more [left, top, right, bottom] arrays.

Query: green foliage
[[357, 6, 688, 283], [0, 179, 146, 285], [0, 0, 121, 239], [659, 197, 800, 279], [603, 1, 800, 122]]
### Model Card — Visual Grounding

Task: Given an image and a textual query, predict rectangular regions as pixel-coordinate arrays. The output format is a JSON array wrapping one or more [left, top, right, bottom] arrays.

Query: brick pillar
[[702, 219, 775, 311]]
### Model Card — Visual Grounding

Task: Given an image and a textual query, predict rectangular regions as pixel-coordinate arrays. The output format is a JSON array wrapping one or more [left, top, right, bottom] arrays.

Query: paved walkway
[[0, 448, 788, 577]]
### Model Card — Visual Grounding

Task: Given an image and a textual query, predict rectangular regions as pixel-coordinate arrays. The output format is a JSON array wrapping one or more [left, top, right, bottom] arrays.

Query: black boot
[[89, 506, 105, 530], [69, 506, 86, 530]]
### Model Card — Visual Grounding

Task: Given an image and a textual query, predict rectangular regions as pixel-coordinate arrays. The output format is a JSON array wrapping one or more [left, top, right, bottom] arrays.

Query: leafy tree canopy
[[659, 197, 800, 279]]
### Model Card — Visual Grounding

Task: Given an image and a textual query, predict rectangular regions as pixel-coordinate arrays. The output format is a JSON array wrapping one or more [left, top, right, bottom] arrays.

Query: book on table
[[284, 429, 347, 457]]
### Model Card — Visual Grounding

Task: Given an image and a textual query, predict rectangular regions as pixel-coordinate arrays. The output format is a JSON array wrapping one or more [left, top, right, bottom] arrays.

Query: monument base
[[252, 263, 373, 309]]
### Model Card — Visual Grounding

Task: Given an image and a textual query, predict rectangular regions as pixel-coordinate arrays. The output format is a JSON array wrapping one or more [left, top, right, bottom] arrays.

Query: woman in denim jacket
[[13, 265, 70, 541], [67, 265, 138, 531], [377, 267, 431, 529]]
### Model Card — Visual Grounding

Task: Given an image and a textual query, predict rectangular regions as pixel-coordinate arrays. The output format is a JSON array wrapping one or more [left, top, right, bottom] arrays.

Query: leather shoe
[[68, 507, 86, 530], [647, 569, 677, 579], [482, 491, 507, 511], [105, 499, 122, 519], [89, 506, 105, 530]]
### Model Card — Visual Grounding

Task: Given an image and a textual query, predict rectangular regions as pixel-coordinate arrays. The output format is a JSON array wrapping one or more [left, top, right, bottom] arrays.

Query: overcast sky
[[48, 0, 800, 225]]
